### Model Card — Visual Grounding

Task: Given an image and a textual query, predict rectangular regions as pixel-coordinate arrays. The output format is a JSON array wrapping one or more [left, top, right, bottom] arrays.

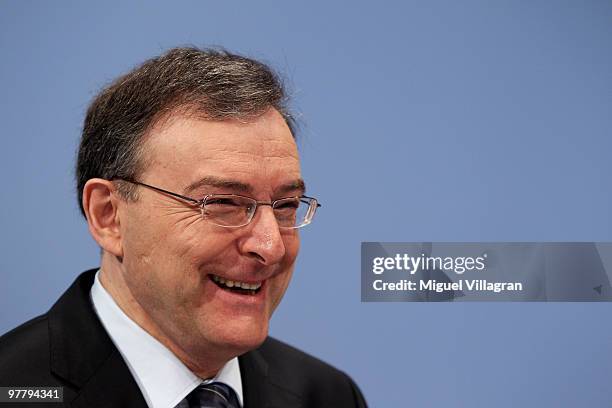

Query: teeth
[[211, 275, 262, 290]]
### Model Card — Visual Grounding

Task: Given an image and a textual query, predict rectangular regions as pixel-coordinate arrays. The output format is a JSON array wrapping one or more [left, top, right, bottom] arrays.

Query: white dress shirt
[[90, 270, 243, 408]]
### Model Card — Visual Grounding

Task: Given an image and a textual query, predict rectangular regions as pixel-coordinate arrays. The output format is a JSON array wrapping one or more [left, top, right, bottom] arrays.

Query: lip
[[209, 273, 265, 286], [209, 274, 263, 293], [205, 274, 268, 306]]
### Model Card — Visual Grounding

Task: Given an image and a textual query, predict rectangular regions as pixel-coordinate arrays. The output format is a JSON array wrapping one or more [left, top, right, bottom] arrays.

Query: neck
[[98, 252, 233, 379]]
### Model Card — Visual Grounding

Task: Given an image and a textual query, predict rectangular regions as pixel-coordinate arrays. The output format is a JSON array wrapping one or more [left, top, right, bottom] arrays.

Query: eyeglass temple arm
[[113, 178, 200, 205], [115, 178, 321, 208], [301, 195, 322, 208]]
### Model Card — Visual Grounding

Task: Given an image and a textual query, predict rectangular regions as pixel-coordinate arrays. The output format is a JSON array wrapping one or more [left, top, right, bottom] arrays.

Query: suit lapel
[[48, 271, 302, 408], [48, 270, 147, 408], [240, 346, 303, 408], [70, 348, 148, 408]]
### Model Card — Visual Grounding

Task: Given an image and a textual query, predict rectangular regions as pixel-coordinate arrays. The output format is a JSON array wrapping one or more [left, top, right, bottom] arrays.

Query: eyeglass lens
[[202, 195, 315, 228]]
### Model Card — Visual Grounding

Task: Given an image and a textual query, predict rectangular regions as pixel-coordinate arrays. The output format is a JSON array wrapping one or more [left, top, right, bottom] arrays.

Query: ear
[[82, 178, 124, 257]]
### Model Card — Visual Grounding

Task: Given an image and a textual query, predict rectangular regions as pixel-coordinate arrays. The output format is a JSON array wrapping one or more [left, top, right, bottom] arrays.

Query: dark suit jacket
[[0, 270, 367, 408]]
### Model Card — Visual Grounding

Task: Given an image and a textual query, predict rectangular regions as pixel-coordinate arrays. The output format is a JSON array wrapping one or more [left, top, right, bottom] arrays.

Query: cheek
[[268, 266, 295, 314], [121, 206, 171, 264], [268, 234, 300, 310], [125, 208, 211, 271], [282, 230, 300, 255], [285, 233, 300, 270], [121, 211, 198, 300], [178, 228, 240, 276]]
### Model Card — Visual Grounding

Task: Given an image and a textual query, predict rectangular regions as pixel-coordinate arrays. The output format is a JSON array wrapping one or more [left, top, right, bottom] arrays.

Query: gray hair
[[75, 46, 294, 216]]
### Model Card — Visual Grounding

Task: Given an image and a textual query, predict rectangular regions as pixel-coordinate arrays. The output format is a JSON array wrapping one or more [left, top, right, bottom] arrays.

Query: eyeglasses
[[113, 179, 321, 229]]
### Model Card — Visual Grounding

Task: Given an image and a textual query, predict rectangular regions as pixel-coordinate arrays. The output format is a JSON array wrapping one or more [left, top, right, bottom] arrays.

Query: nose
[[238, 205, 286, 265]]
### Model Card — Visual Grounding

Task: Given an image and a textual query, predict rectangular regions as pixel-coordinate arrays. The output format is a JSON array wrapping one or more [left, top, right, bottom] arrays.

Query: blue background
[[1, 1, 611, 406]]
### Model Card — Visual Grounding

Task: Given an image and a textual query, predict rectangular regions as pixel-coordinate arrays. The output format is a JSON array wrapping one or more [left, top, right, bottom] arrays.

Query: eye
[[276, 200, 299, 209], [206, 197, 242, 207], [274, 198, 301, 214]]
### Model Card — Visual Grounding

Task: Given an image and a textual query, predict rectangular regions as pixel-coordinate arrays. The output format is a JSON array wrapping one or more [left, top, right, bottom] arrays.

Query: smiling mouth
[[210, 274, 263, 295]]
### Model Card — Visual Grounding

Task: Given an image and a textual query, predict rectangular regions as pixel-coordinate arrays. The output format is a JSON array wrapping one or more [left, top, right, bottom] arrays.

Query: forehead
[[140, 109, 301, 194]]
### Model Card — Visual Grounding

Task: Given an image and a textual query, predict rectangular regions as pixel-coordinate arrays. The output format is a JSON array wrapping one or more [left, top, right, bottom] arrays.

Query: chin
[[208, 319, 269, 354]]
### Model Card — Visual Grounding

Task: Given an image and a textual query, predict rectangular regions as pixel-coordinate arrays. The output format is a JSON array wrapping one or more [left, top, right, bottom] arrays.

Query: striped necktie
[[178, 382, 240, 408]]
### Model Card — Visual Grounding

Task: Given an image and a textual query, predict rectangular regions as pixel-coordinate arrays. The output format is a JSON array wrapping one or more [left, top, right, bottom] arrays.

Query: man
[[0, 47, 367, 408]]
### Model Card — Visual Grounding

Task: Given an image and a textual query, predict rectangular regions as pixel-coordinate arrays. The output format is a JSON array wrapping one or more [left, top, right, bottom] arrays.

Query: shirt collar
[[90, 270, 243, 408]]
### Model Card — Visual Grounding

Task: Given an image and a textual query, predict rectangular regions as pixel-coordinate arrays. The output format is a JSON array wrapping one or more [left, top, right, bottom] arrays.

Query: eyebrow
[[185, 176, 252, 195], [184, 176, 306, 196], [277, 179, 306, 196]]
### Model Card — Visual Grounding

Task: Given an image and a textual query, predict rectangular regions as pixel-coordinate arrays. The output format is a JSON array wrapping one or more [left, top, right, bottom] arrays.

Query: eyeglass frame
[[110, 178, 321, 229]]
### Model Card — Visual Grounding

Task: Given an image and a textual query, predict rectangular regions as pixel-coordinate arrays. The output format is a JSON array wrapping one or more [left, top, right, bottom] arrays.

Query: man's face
[[118, 109, 301, 358]]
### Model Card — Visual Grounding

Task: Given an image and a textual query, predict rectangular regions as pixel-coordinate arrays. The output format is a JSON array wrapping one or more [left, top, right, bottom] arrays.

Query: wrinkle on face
[[115, 108, 302, 372]]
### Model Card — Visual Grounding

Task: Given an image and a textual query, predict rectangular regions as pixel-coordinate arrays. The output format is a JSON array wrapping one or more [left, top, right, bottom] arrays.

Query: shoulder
[[258, 337, 345, 378], [0, 314, 57, 385], [255, 337, 367, 407]]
